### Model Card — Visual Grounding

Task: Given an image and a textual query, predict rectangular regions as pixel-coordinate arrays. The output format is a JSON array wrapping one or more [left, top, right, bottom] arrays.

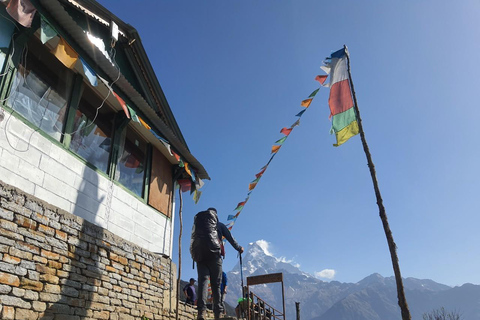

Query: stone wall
[[0, 180, 195, 320]]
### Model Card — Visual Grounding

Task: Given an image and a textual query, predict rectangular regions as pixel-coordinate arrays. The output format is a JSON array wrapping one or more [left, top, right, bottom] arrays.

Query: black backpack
[[190, 209, 221, 262]]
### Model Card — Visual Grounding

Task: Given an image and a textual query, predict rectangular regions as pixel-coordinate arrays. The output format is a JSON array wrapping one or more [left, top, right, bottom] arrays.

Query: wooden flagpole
[[344, 45, 411, 320], [176, 188, 183, 320]]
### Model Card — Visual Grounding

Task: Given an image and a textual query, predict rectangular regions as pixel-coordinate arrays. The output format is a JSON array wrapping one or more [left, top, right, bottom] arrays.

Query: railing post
[[296, 302, 300, 320]]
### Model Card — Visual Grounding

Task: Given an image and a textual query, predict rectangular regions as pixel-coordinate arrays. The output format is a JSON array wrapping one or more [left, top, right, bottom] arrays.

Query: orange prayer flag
[[184, 162, 192, 176], [301, 98, 313, 108], [248, 182, 257, 191], [172, 150, 181, 162], [138, 116, 151, 130], [271, 145, 281, 154], [52, 38, 78, 69]]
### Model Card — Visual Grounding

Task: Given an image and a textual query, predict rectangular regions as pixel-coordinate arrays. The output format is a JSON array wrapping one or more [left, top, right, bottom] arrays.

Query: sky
[[98, 0, 480, 287]]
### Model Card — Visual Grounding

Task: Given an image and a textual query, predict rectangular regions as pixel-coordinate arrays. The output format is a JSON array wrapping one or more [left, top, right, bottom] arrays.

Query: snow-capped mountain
[[223, 241, 480, 320]]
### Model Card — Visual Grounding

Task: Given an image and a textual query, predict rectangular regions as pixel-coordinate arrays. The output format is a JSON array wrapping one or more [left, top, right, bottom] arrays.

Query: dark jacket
[[217, 222, 242, 253]]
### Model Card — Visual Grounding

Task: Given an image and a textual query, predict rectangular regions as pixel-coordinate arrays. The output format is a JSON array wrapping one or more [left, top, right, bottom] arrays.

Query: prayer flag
[[280, 127, 292, 136], [291, 119, 300, 128], [6, 0, 36, 28], [248, 182, 257, 191], [112, 91, 131, 119], [52, 38, 78, 69], [275, 136, 287, 145], [172, 150, 181, 162], [323, 48, 359, 146], [195, 178, 205, 190], [178, 179, 191, 192], [301, 98, 312, 108], [295, 109, 306, 117], [309, 88, 320, 98], [271, 145, 281, 154], [41, 17, 56, 44], [194, 190, 202, 204], [235, 202, 246, 211], [255, 167, 266, 178], [184, 162, 192, 177], [250, 177, 260, 184], [138, 117, 151, 130], [80, 58, 97, 86], [315, 74, 328, 85]]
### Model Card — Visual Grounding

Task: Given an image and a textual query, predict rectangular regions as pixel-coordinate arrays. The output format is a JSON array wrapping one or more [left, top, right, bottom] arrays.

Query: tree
[[422, 307, 462, 320]]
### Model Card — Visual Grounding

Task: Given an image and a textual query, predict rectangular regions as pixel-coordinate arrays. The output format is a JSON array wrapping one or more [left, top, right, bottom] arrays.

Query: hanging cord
[[176, 187, 183, 320], [2, 30, 123, 154]]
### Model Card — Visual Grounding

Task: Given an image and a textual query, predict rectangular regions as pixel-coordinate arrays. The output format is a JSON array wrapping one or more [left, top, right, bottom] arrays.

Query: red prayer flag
[[113, 92, 131, 119], [280, 127, 292, 136], [315, 75, 328, 85], [255, 167, 266, 178], [178, 179, 191, 192], [172, 150, 181, 162]]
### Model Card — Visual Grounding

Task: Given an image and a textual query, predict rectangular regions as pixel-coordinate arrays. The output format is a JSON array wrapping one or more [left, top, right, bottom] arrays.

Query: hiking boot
[[197, 312, 205, 320]]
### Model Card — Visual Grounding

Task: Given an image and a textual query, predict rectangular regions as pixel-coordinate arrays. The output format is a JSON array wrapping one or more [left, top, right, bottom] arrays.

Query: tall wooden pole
[[344, 45, 411, 320], [176, 188, 183, 320]]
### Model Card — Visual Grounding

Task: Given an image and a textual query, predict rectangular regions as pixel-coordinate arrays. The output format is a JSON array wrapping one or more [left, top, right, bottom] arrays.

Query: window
[[69, 84, 114, 174], [0, 7, 14, 73], [116, 126, 147, 197], [7, 37, 74, 141]]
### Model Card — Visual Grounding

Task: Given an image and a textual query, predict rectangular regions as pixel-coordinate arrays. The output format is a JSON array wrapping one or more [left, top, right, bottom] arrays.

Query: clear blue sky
[[99, 0, 480, 287]]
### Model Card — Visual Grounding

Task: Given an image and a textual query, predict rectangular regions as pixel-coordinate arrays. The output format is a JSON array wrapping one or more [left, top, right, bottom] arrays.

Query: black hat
[[189, 278, 196, 282]]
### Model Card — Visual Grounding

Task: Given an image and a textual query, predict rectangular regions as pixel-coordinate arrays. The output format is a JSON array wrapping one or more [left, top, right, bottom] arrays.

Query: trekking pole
[[239, 252, 244, 295]]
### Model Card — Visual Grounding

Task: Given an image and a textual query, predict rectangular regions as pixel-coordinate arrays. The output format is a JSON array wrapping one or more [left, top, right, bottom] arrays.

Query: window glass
[[69, 84, 114, 173], [0, 7, 15, 72], [116, 126, 147, 197], [7, 37, 73, 140]]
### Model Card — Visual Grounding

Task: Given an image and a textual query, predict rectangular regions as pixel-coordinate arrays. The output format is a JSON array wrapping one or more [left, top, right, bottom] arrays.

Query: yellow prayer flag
[[334, 120, 359, 147], [52, 38, 78, 69]]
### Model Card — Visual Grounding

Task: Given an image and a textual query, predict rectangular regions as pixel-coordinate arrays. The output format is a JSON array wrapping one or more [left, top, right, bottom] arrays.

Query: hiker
[[190, 208, 244, 320], [184, 278, 197, 305], [220, 271, 228, 315], [235, 287, 252, 320]]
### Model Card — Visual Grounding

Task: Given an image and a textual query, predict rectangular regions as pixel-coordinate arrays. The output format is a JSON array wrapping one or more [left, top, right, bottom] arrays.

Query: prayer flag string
[[225, 82, 322, 230]]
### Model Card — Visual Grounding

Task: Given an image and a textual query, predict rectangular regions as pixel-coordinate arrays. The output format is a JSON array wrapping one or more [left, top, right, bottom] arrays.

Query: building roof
[[32, 0, 210, 180]]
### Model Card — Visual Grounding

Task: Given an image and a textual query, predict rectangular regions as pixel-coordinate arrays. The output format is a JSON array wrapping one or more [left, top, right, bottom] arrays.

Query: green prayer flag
[[41, 17, 56, 44], [127, 105, 140, 123], [275, 136, 287, 144], [309, 88, 320, 98]]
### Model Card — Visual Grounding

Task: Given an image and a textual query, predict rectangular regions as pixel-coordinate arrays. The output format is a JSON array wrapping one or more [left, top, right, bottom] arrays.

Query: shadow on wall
[[43, 167, 107, 319]]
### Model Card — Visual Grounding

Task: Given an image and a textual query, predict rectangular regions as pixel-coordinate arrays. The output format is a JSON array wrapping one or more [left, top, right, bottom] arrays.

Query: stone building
[[0, 0, 207, 318]]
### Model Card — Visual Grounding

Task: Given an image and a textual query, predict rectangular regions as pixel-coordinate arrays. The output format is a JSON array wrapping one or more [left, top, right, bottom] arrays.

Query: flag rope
[[225, 78, 325, 230]]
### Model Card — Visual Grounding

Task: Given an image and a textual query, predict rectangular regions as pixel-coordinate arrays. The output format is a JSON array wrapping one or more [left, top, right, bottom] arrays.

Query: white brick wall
[[0, 115, 173, 256]]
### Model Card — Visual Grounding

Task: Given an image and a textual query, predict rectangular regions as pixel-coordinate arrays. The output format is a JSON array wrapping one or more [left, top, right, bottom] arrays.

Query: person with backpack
[[190, 208, 244, 320]]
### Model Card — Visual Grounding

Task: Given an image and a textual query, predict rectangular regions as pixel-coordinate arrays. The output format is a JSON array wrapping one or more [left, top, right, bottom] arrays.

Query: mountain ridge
[[224, 240, 480, 320]]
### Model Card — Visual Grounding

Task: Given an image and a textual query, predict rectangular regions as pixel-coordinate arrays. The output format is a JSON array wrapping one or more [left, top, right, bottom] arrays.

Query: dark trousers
[[197, 255, 222, 317]]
